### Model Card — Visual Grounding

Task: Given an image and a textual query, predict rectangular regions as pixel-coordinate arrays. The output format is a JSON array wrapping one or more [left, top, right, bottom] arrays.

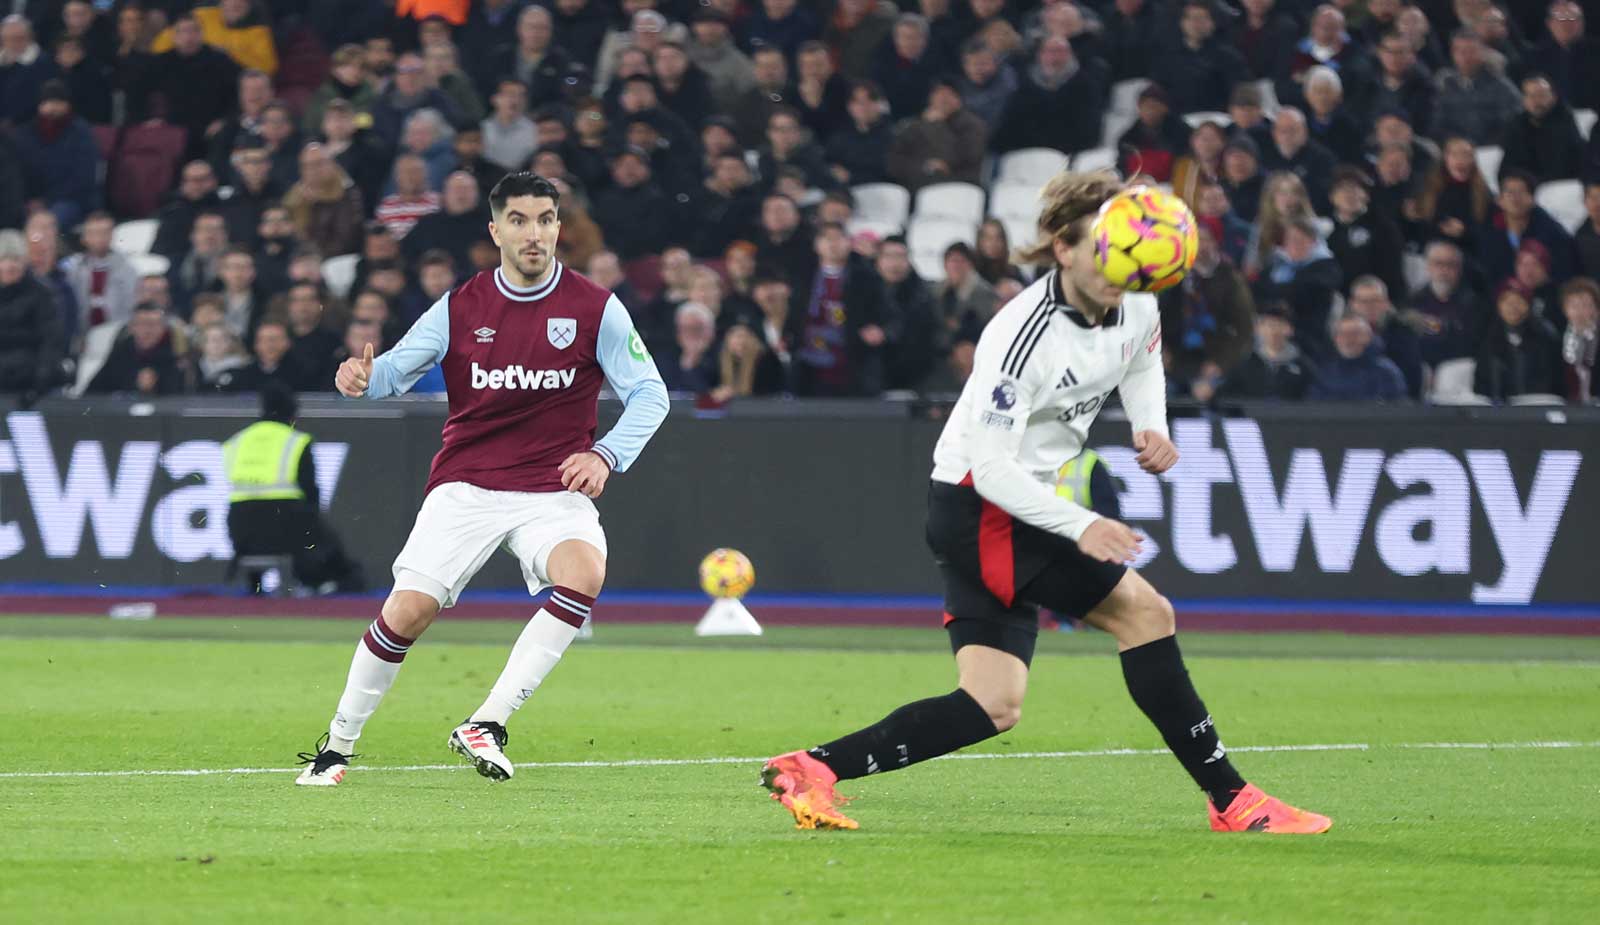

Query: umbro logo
[[1057, 368, 1079, 390], [474, 327, 496, 343]]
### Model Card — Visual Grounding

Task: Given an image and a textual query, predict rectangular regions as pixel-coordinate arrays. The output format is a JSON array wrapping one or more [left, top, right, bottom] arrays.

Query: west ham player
[[295, 173, 669, 785], [760, 173, 1332, 833]]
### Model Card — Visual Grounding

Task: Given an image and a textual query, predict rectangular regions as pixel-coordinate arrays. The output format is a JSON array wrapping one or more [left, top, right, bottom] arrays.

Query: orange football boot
[[1209, 783, 1333, 834], [759, 750, 860, 830]]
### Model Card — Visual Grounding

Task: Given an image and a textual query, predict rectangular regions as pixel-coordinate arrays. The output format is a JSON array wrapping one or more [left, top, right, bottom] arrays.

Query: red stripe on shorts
[[977, 500, 1015, 607]]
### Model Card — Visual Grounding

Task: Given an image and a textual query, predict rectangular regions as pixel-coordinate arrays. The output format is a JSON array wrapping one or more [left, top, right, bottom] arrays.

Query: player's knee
[[548, 543, 606, 598], [1146, 593, 1176, 637], [381, 590, 439, 638]]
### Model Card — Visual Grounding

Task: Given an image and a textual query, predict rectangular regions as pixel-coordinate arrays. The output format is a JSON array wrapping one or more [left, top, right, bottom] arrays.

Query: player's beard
[[507, 245, 552, 286]]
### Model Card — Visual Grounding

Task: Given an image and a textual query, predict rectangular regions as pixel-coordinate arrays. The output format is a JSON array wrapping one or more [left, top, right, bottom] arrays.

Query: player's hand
[[1133, 429, 1178, 474], [336, 343, 373, 397], [560, 451, 611, 498], [1077, 518, 1143, 565]]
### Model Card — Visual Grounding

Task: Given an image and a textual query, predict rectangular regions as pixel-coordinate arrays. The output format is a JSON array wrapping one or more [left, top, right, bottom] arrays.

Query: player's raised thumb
[[362, 342, 374, 366]]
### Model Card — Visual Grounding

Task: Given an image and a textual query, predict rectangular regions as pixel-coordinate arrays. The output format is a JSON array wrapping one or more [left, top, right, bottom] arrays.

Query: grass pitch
[[1, 615, 1597, 924]]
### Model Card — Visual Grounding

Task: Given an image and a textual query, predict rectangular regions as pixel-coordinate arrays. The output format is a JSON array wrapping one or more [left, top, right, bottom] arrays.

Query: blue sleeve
[[591, 294, 669, 472], [365, 293, 450, 398]]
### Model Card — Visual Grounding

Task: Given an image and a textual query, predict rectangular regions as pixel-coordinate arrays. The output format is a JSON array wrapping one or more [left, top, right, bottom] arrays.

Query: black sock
[[1120, 635, 1247, 809], [809, 688, 999, 781]]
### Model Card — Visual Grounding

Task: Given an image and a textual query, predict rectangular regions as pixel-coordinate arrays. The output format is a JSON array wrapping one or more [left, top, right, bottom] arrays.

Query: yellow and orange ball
[[1091, 186, 1200, 293]]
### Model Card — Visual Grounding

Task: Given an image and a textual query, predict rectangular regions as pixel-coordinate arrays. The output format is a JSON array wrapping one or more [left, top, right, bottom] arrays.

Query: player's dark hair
[[489, 172, 561, 219]]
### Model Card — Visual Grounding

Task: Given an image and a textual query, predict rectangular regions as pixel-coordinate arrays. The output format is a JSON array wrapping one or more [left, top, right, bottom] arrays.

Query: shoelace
[[296, 732, 358, 774], [461, 722, 509, 748]]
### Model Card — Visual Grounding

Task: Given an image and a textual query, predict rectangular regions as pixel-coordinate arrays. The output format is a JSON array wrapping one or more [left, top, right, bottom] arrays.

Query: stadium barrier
[[1, 397, 1596, 629]]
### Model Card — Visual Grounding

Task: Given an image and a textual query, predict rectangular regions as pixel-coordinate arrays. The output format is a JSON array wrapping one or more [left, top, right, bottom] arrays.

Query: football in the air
[[1091, 186, 1200, 293], [699, 548, 755, 599]]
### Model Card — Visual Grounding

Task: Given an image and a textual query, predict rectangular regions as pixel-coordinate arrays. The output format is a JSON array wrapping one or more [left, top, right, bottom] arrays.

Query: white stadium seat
[[1403, 253, 1429, 293], [1535, 179, 1586, 232], [988, 182, 1043, 252], [907, 217, 976, 282], [850, 182, 911, 230], [912, 181, 986, 225], [127, 252, 169, 277], [1109, 78, 1150, 119], [1183, 111, 1233, 129], [322, 253, 360, 299], [111, 219, 158, 256], [1072, 146, 1117, 174], [995, 147, 1069, 186], [844, 218, 902, 241], [1429, 358, 1482, 404], [1255, 78, 1281, 117], [1475, 146, 1502, 193], [1576, 109, 1597, 140], [1508, 394, 1565, 406]]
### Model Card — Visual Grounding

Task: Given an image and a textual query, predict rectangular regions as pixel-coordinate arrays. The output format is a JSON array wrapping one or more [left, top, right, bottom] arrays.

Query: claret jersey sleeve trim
[[590, 294, 669, 472], [364, 293, 450, 398]]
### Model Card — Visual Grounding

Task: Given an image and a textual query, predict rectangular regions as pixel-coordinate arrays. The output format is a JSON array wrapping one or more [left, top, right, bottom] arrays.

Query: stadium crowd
[[2, 0, 1600, 405]]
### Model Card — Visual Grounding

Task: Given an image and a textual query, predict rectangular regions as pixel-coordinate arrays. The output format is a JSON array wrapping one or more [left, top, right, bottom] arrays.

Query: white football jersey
[[931, 269, 1168, 541]]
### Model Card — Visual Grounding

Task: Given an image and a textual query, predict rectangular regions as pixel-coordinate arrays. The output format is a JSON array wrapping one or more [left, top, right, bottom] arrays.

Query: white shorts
[[391, 482, 608, 608]]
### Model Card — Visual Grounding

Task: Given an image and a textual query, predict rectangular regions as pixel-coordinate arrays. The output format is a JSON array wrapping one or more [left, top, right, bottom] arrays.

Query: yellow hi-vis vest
[[1053, 449, 1104, 507], [223, 421, 312, 503]]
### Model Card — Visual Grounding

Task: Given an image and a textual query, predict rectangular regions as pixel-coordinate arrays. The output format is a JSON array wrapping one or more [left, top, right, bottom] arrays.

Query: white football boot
[[295, 734, 354, 786], [448, 720, 515, 781]]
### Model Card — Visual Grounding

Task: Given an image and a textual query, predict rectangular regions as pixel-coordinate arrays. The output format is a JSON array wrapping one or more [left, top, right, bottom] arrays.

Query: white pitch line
[[1, 740, 1596, 781]]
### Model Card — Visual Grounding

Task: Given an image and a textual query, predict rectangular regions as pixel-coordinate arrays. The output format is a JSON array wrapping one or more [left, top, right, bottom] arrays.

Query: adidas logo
[[474, 326, 496, 343]]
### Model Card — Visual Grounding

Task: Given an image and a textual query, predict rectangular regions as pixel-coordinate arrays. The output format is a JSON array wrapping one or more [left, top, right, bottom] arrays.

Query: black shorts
[[925, 480, 1127, 666]]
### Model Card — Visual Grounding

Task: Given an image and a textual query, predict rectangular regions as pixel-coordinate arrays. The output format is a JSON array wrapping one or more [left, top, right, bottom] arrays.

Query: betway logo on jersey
[[470, 362, 577, 391]]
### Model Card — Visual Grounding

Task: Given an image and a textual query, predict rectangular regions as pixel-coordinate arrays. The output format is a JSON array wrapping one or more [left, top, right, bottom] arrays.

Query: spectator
[[206, 69, 273, 177], [1410, 238, 1481, 366], [283, 144, 366, 258], [1171, 120, 1229, 210], [1194, 181, 1254, 267], [1576, 181, 1600, 277], [1247, 171, 1316, 278], [712, 320, 781, 399], [0, 129, 24, 229], [133, 13, 240, 160], [1227, 0, 1300, 83], [827, 0, 897, 81], [687, 9, 754, 113], [1276, 4, 1366, 111], [691, 154, 761, 259], [1414, 135, 1494, 252], [215, 245, 274, 342], [1308, 313, 1410, 401], [1160, 227, 1257, 393], [754, 192, 813, 285], [150, 0, 275, 75], [652, 41, 711, 129], [1327, 166, 1407, 299], [0, 14, 58, 126], [23, 211, 76, 341], [887, 79, 986, 191], [658, 301, 722, 394], [1255, 216, 1344, 362], [874, 235, 940, 390], [1499, 74, 1586, 184], [1369, 110, 1436, 189], [170, 211, 230, 315], [52, 34, 110, 126], [1476, 280, 1563, 400], [1115, 83, 1189, 183], [318, 99, 389, 213], [370, 52, 464, 149], [1216, 301, 1315, 400], [1371, 141, 1420, 240], [1432, 28, 1520, 146], [193, 322, 251, 391], [611, 76, 702, 194], [0, 228, 64, 397], [795, 222, 886, 396], [1220, 134, 1266, 222], [219, 142, 284, 246], [225, 318, 308, 393], [758, 106, 835, 193], [1357, 28, 1436, 134], [484, 6, 574, 108], [283, 282, 342, 389], [1523, 1, 1598, 113], [250, 102, 303, 192], [826, 80, 892, 187], [1260, 107, 1338, 213], [744, 0, 821, 59], [585, 249, 639, 313], [1152, 0, 1248, 115], [730, 46, 793, 148], [375, 154, 442, 240], [590, 148, 672, 261], [451, 126, 502, 198], [935, 242, 998, 349], [1513, 239, 1562, 327], [1226, 82, 1275, 155], [110, 4, 155, 105], [422, 41, 485, 128], [1348, 274, 1425, 397], [63, 211, 139, 332], [12, 80, 97, 229], [549, 0, 610, 74], [303, 44, 377, 136], [639, 246, 695, 351], [793, 39, 848, 141], [596, 8, 680, 94], [1303, 66, 1365, 166], [973, 219, 1018, 286], [86, 302, 185, 395], [872, 13, 940, 120], [744, 268, 800, 387], [396, 109, 458, 192], [1479, 169, 1576, 285], [153, 160, 222, 261], [952, 37, 1015, 139], [1471, 4, 1523, 79], [993, 35, 1103, 157], [1560, 276, 1599, 401], [1397, 4, 1447, 74]]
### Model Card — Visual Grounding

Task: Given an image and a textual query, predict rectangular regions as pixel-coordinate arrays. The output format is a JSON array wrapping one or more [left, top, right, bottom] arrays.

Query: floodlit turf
[[1, 616, 1597, 924]]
